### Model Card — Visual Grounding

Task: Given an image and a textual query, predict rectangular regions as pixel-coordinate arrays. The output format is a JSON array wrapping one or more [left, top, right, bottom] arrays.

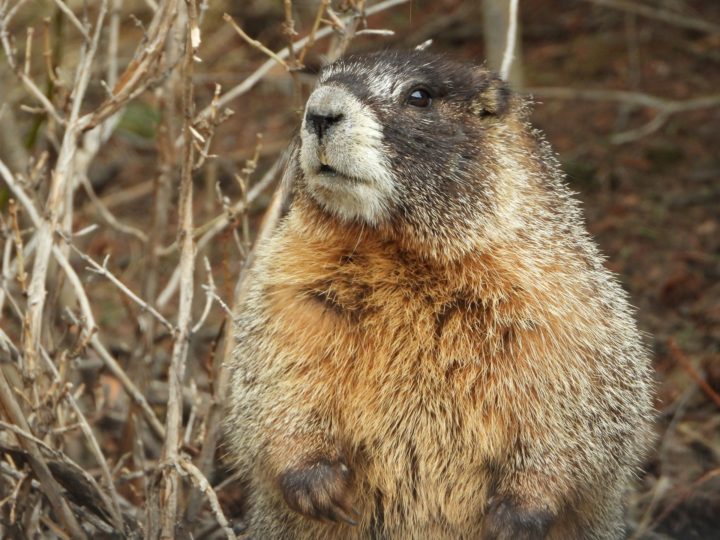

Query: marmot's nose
[[305, 112, 343, 141]]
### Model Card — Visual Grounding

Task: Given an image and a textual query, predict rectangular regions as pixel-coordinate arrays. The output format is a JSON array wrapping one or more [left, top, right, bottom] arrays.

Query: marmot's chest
[[261, 250, 534, 510], [265, 253, 524, 387], [286, 268, 511, 514]]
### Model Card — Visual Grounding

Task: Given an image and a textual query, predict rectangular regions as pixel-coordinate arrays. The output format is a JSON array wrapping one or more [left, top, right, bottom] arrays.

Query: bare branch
[[0, 421, 59, 455], [191, 258, 216, 334], [582, 0, 720, 35], [89, 335, 166, 439], [50, 0, 91, 42], [0, 370, 87, 539], [355, 28, 395, 36], [195, 0, 410, 126], [0, 15, 65, 126], [23, 26, 33, 76], [298, 0, 329, 63], [282, 0, 302, 108], [611, 111, 669, 144], [58, 233, 174, 332], [1, 0, 31, 26], [8, 200, 28, 294], [37, 349, 124, 531], [156, 157, 282, 308], [223, 13, 289, 69], [528, 87, 720, 112], [0, 100, 29, 170], [84, 0, 180, 131], [159, 0, 199, 535], [0, 156, 166, 440], [80, 175, 150, 242], [668, 339, 720, 409], [529, 87, 720, 143], [107, 0, 122, 90], [177, 458, 237, 540], [24, 0, 108, 372]]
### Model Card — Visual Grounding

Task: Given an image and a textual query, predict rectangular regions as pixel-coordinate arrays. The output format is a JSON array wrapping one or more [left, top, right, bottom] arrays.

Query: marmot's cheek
[[306, 176, 394, 227]]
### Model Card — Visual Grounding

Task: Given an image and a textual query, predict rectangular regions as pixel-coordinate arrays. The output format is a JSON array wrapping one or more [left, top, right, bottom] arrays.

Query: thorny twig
[[59, 233, 173, 332], [194, 0, 411, 126], [0, 158, 166, 440]]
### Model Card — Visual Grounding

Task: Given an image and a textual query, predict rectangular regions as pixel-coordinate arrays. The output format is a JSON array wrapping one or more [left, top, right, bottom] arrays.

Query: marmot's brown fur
[[225, 51, 653, 539]]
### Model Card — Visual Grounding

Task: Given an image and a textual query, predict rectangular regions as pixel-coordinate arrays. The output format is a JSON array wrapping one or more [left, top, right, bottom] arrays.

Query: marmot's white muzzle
[[299, 85, 396, 225]]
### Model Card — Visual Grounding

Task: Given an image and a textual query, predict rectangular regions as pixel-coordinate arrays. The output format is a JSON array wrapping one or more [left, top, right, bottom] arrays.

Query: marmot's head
[[296, 50, 547, 258]]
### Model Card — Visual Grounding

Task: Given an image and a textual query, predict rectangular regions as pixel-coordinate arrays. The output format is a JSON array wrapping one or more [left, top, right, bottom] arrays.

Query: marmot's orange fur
[[225, 51, 653, 539]]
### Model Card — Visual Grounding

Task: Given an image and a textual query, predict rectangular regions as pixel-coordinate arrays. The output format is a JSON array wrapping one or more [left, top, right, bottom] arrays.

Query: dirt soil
[[1, 0, 718, 538]]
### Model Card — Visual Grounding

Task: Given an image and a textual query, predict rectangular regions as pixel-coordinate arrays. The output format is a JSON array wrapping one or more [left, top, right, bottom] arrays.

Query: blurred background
[[0, 0, 718, 538]]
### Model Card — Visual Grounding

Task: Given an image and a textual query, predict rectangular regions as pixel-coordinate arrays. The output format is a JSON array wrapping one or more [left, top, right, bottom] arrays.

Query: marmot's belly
[[359, 437, 491, 530], [335, 363, 496, 527]]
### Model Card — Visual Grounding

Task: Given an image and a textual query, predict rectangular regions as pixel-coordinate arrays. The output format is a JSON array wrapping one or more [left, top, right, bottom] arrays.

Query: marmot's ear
[[471, 75, 511, 117]]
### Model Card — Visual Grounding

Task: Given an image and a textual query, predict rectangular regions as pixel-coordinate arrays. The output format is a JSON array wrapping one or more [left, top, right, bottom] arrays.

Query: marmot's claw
[[279, 458, 358, 525], [325, 504, 358, 526], [481, 496, 554, 540]]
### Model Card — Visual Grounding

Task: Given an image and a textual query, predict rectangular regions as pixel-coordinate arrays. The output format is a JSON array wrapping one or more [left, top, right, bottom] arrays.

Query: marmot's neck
[[287, 195, 582, 285], [281, 195, 598, 338], [288, 196, 462, 267]]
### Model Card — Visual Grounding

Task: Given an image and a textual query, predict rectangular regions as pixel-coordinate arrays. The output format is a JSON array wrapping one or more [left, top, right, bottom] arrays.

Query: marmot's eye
[[407, 88, 432, 108]]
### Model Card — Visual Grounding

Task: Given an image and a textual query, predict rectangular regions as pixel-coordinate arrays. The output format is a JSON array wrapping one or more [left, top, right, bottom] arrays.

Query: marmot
[[225, 50, 653, 539]]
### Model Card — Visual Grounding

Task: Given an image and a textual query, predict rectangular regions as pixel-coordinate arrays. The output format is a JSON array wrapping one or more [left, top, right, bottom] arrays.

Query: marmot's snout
[[302, 87, 358, 150], [304, 90, 345, 143], [299, 85, 396, 225], [302, 88, 350, 172], [305, 112, 343, 143]]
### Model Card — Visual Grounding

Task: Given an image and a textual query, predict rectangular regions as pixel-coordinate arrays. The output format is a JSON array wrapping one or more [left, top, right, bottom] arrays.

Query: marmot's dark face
[[299, 51, 514, 244]]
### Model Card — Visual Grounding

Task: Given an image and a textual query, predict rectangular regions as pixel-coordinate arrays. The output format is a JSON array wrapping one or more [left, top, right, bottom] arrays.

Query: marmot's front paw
[[481, 496, 554, 540], [278, 458, 357, 525]]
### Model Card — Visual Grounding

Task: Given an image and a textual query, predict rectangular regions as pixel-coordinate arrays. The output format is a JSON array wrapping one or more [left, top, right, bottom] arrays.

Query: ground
[[1, 0, 718, 538]]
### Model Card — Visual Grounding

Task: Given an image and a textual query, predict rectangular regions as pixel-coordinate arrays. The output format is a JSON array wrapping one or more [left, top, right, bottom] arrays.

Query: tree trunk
[[482, 0, 524, 89]]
